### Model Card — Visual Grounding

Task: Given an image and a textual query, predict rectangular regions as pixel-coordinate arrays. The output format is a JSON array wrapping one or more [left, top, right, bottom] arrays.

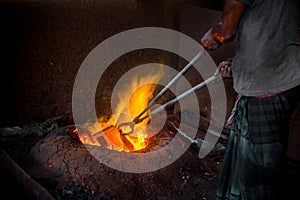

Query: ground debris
[[23, 125, 220, 200], [54, 181, 112, 200]]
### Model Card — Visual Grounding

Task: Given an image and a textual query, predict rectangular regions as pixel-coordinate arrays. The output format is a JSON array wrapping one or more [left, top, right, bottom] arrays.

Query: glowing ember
[[77, 67, 164, 152]]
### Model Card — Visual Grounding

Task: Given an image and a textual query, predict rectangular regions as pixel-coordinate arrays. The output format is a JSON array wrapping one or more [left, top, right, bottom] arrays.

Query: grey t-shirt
[[233, 0, 300, 96]]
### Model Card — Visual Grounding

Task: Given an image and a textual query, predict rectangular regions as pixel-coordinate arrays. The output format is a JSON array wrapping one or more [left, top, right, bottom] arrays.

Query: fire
[[77, 66, 164, 152]]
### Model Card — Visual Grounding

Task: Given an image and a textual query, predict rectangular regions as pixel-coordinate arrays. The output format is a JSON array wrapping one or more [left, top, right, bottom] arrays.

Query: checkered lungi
[[216, 84, 300, 200]]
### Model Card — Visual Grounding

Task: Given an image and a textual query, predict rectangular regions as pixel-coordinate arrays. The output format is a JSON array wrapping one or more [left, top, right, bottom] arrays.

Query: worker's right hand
[[215, 59, 233, 79], [200, 28, 222, 50]]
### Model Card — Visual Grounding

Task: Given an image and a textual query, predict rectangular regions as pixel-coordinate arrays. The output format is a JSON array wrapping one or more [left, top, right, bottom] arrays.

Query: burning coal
[[77, 67, 165, 152]]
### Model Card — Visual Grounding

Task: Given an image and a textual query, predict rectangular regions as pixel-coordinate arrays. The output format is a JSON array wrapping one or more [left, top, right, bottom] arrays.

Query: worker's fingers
[[200, 29, 221, 50], [223, 66, 232, 78], [215, 61, 233, 78], [201, 39, 221, 50]]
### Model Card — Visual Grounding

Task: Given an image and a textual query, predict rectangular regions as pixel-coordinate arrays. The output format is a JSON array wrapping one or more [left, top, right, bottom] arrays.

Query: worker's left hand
[[215, 60, 233, 79], [200, 28, 222, 50]]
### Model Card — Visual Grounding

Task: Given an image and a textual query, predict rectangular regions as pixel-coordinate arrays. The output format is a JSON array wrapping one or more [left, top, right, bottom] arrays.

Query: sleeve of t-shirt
[[234, 0, 255, 6]]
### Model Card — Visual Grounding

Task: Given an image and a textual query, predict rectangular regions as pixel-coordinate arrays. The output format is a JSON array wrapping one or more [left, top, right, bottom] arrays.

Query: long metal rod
[[132, 51, 202, 123], [136, 74, 220, 123]]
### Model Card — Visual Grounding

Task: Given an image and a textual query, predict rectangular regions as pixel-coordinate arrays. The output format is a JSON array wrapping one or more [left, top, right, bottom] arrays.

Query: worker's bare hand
[[200, 28, 222, 50], [215, 60, 233, 79]]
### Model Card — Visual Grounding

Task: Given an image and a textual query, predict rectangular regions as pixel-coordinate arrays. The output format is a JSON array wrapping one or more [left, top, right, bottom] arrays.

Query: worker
[[200, 0, 300, 199]]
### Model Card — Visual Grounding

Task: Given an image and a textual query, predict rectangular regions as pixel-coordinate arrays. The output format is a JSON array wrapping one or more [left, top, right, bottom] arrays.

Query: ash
[[0, 115, 225, 200]]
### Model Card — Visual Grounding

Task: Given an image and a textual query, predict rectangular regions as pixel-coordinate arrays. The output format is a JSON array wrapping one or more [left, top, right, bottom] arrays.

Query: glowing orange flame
[[77, 67, 164, 152]]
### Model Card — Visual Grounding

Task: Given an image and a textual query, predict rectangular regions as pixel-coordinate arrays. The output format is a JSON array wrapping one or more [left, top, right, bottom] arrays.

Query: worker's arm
[[201, 0, 246, 50]]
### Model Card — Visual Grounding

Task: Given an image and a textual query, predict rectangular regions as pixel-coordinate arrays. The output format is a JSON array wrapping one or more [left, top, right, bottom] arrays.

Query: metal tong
[[118, 51, 229, 135]]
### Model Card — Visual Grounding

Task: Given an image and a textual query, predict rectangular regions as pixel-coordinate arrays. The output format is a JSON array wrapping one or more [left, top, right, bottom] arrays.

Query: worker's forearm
[[212, 0, 246, 43]]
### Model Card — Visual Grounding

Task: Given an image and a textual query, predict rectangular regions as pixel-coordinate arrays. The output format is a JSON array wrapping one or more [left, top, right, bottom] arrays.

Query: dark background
[[0, 1, 299, 200], [0, 0, 225, 127]]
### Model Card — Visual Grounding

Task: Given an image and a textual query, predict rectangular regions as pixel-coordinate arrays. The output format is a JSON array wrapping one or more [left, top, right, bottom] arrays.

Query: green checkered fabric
[[216, 85, 300, 200]]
